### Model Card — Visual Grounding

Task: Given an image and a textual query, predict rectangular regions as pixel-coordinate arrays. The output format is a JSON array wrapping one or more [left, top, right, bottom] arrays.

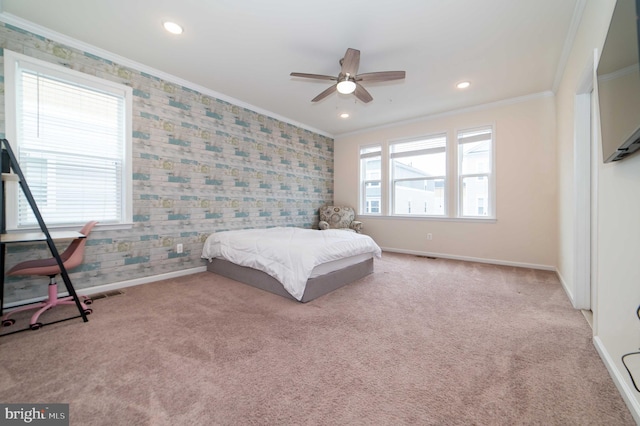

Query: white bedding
[[201, 227, 382, 301]]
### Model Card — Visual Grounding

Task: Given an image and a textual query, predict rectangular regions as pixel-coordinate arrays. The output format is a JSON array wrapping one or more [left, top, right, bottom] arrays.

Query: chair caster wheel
[[30, 322, 43, 330], [84, 298, 93, 305], [2, 319, 16, 327], [84, 309, 93, 316]]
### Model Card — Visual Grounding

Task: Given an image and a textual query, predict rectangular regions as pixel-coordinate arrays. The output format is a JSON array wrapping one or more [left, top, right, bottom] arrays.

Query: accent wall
[[0, 22, 334, 304]]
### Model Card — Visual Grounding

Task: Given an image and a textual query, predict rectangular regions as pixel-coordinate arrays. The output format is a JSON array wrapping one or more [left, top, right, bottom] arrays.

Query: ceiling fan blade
[[356, 71, 406, 82], [290, 72, 337, 81], [311, 84, 338, 102], [341, 48, 360, 76], [354, 83, 373, 103]]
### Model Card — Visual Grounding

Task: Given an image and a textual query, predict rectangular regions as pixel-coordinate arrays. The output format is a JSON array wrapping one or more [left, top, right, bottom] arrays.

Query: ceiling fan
[[290, 48, 406, 103]]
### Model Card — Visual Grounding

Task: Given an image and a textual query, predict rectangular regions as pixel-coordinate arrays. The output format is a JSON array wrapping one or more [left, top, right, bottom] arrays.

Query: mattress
[[309, 252, 373, 278], [207, 256, 374, 303], [201, 227, 382, 301]]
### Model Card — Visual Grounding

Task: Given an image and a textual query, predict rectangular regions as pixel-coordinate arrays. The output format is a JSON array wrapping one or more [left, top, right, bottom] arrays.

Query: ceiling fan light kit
[[291, 48, 405, 103], [336, 76, 356, 94]]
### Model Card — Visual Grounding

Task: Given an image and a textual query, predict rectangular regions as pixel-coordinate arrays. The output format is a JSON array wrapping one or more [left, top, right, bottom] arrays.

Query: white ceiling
[[0, 0, 582, 137]]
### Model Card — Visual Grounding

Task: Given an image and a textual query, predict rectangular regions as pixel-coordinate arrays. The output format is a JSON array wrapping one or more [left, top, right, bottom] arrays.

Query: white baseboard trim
[[3, 266, 207, 310], [593, 336, 640, 424], [81, 266, 208, 296], [380, 247, 556, 271], [555, 268, 577, 308]]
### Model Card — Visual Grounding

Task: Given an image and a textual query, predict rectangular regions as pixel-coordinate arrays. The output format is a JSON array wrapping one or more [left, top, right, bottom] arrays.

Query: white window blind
[[10, 54, 129, 228], [390, 135, 446, 158]]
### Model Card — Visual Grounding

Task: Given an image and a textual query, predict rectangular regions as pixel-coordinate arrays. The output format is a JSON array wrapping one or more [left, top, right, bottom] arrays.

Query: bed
[[201, 227, 382, 302]]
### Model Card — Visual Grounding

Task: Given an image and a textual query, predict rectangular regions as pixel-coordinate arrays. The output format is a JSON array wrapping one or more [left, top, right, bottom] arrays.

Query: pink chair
[[1, 221, 98, 330]]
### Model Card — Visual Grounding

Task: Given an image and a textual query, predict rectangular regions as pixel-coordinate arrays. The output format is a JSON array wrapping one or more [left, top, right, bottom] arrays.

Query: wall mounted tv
[[597, 0, 640, 163]]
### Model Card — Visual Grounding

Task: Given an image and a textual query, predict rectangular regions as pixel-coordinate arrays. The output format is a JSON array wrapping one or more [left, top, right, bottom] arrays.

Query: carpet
[[0, 252, 634, 425]]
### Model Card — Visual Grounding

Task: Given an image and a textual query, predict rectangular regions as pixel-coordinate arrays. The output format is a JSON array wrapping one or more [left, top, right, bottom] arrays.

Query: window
[[477, 197, 485, 215], [360, 145, 381, 215], [4, 50, 132, 229], [357, 125, 495, 220], [366, 200, 380, 213], [390, 134, 446, 216], [458, 127, 494, 217]]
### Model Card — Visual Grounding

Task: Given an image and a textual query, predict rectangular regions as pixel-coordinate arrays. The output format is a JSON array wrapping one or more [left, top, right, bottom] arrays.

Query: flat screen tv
[[597, 0, 640, 163]]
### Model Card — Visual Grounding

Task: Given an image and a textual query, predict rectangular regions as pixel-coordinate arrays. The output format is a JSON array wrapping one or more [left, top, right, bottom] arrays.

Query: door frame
[[572, 52, 597, 311]]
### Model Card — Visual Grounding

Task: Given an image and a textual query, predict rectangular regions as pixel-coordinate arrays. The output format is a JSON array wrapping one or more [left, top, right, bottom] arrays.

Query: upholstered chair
[[318, 206, 363, 233]]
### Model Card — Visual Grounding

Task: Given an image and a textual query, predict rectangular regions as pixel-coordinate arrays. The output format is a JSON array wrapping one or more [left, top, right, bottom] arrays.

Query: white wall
[[556, 0, 640, 420], [334, 95, 557, 269]]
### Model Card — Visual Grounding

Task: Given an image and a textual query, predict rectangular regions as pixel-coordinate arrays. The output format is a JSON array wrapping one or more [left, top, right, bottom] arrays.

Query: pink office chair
[[1, 221, 98, 330]]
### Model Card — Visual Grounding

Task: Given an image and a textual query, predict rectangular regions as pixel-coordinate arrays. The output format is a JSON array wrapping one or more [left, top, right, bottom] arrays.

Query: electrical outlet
[[176, 243, 183, 254], [427, 233, 433, 240]]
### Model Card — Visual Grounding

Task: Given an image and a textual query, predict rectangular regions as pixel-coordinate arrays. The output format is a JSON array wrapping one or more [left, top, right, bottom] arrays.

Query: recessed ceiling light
[[456, 81, 471, 89], [163, 21, 184, 35], [340, 113, 350, 119]]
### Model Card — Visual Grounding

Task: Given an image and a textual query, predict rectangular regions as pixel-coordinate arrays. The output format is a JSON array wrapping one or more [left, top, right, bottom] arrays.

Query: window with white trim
[[390, 134, 446, 216], [360, 145, 381, 215], [358, 125, 495, 219], [4, 50, 132, 229], [458, 127, 493, 218]]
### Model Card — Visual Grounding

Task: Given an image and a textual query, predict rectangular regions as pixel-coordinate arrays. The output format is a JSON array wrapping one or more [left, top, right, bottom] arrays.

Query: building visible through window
[[358, 126, 494, 219]]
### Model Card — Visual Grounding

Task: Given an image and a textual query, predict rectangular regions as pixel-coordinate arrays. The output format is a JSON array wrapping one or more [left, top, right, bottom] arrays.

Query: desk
[[0, 231, 85, 317], [0, 143, 90, 332], [1, 231, 84, 244], [2, 173, 19, 182]]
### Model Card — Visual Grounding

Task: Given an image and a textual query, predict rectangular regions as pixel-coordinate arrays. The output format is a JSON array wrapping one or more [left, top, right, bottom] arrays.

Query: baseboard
[[380, 247, 556, 271], [555, 267, 577, 308], [2, 250, 556, 308], [3, 266, 207, 309], [79, 266, 208, 296], [593, 336, 640, 424], [581, 309, 594, 328]]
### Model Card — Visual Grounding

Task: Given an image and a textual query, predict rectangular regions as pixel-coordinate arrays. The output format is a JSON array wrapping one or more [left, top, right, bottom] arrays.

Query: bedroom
[[0, 0, 639, 424]]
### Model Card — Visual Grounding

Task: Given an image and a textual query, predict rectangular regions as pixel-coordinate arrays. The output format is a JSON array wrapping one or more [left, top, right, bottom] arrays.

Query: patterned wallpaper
[[0, 23, 334, 303]]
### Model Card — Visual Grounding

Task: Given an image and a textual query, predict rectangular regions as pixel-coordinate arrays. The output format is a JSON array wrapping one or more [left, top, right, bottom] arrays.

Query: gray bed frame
[[206, 257, 374, 302]]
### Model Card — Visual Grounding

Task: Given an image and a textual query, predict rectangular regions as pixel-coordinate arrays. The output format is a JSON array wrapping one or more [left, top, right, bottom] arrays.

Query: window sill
[[356, 215, 497, 224], [7, 222, 133, 234]]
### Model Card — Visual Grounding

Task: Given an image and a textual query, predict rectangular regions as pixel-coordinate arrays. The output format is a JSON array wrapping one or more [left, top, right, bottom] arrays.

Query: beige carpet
[[0, 252, 635, 425]]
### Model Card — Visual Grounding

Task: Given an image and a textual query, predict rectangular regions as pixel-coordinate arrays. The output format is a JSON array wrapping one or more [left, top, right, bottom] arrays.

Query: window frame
[[456, 125, 496, 219], [357, 124, 496, 221], [389, 133, 448, 218], [4, 50, 133, 231], [359, 144, 383, 216]]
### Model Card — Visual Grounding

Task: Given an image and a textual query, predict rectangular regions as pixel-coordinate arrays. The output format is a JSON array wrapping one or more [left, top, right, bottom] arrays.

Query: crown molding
[[0, 12, 334, 139], [335, 91, 554, 138], [598, 64, 637, 83], [552, 0, 588, 93]]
